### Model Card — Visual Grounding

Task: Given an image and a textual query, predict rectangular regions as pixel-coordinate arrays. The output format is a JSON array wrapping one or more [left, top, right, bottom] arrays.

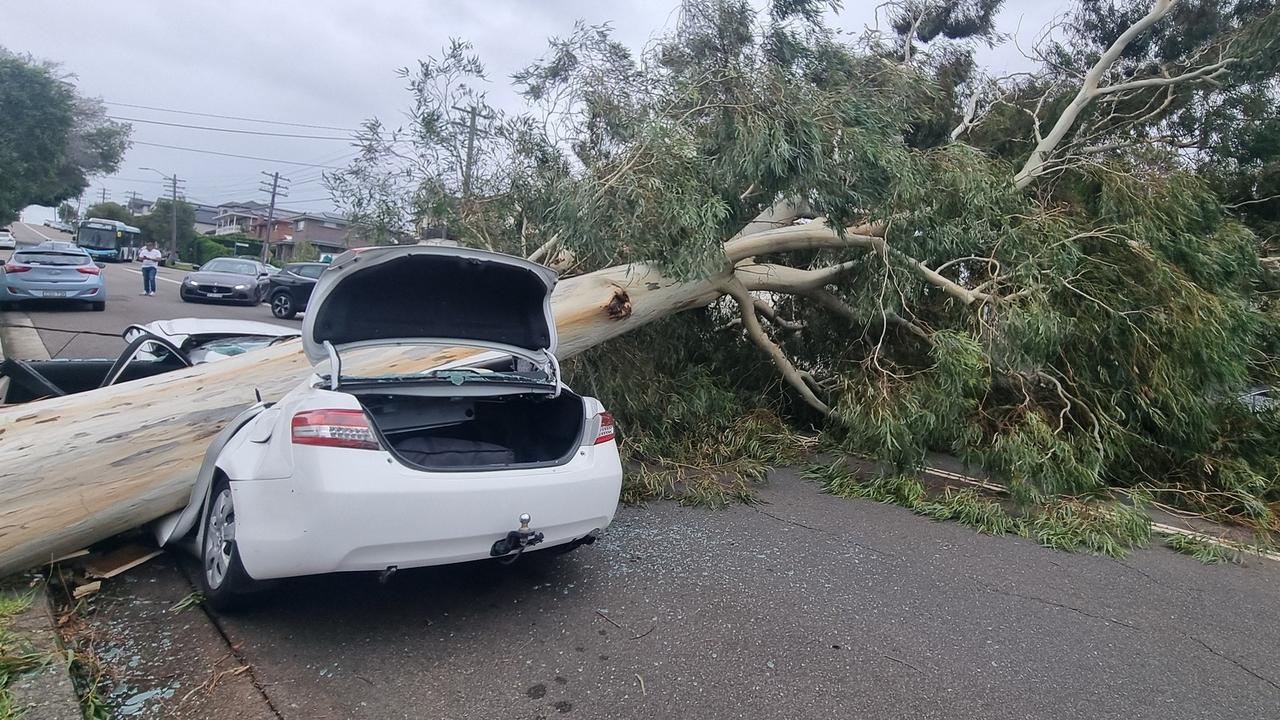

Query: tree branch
[[527, 234, 560, 263], [728, 220, 992, 306], [724, 219, 884, 262], [718, 277, 830, 415], [752, 299, 805, 331], [1095, 58, 1234, 95], [950, 92, 982, 142], [735, 260, 861, 293], [1013, 0, 1179, 190], [805, 288, 933, 344]]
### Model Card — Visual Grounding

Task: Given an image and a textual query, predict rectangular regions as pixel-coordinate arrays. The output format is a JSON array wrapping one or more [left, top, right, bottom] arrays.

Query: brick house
[[276, 212, 357, 260]]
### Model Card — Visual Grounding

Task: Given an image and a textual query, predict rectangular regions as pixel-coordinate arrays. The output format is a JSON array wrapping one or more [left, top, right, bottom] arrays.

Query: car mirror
[[192, 265, 201, 271], [95, 262, 106, 269]]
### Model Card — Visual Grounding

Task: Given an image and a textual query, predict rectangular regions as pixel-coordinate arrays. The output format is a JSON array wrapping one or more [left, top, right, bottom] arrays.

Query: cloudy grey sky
[[4, 0, 1063, 223]]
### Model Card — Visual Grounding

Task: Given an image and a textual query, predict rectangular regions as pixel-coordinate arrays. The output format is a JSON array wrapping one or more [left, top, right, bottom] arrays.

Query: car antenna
[[254, 388, 262, 403]]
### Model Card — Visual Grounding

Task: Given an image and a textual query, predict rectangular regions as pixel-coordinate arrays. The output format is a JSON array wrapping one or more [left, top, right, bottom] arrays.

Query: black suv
[[267, 262, 327, 318]]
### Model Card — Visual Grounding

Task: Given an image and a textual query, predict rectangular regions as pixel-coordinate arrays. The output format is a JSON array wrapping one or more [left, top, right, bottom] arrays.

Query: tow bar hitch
[[491, 513, 545, 563]]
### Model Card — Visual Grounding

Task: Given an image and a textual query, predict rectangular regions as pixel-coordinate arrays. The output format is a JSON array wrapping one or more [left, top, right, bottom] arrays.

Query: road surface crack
[[749, 505, 895, 558], [174, 563, 287, 719], [1113, 560, 1193, 596], [1189, 636, 1280, 692], [974, 580, 1137, 631]]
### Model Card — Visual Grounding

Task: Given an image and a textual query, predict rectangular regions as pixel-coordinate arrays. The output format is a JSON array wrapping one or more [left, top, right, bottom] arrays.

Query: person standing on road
[[138, 241, 162, 296]]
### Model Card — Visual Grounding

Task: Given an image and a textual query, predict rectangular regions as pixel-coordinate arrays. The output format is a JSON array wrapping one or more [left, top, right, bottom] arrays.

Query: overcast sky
[[4, 0, 1063, 224]]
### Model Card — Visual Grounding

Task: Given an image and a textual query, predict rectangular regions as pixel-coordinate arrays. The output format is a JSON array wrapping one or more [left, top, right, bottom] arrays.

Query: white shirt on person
[[139, 248, 163, 268]]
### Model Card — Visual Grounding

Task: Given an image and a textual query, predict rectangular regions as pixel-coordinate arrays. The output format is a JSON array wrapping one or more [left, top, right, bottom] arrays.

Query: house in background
[[212, 201, 270, 236], [207, 201, 361, 262], [192, 203, 220, 235], [127, 197, 155, 216], [266, 211, 362, 261]]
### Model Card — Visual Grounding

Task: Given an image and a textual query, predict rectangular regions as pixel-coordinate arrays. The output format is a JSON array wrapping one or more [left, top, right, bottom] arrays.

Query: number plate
[[207, 292, 228, 298], [41, 290, 66, 298]]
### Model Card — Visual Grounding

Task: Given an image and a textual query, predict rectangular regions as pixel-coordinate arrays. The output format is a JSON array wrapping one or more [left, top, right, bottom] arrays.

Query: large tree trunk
[[0, 203, 921, 576], [0, 261, 727, 576]]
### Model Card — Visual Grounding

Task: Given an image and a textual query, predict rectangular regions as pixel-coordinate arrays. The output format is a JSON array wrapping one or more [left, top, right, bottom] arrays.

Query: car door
[[255, 262, 272, 295], [293, 264, 324, 307]]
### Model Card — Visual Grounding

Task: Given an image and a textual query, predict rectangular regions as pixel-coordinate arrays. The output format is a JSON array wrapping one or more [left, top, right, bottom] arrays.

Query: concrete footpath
[[4, 580, 82, 720], [1, 313, 78, 718]]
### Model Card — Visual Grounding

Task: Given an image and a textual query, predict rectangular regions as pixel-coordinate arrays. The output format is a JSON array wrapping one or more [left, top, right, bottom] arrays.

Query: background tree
[[56, 201, 78, 223], [329, 0, 1280, 531], [0, 48, 130, 225], [82, 201, 133, 224], [292, 238, 322, 262], [136, 199, 195, 258]]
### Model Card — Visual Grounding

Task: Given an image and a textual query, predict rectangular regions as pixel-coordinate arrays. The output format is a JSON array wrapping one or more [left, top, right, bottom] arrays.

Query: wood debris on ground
[[84, 545, 164, 580]]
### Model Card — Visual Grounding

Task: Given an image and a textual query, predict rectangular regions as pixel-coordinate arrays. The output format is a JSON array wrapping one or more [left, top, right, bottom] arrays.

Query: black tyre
[[199, 478, 255, 609], [90, 301, 105, 312], [270, 292, 296, 319]]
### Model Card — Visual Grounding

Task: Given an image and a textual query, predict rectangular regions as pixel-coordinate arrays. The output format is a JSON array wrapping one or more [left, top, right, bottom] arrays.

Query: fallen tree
[[0, 203, 877, 575], [3, 0, 1279, 575]]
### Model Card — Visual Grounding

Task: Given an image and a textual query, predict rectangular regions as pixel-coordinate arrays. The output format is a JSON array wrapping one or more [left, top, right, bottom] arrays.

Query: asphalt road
[[6, 222, 301, 358], [84, 474, 1280, 720], [7, 220, 1279, 719]]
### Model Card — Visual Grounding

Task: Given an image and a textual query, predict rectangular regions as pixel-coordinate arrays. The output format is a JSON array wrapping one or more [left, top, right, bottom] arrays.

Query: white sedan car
[[0, 228, 15, 250], [155, 245, 623, 607]]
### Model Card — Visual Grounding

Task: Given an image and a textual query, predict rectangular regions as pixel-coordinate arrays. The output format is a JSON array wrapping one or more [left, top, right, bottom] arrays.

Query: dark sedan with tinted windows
[[267, 262, 326, 318], [179, 257, 271, 305]]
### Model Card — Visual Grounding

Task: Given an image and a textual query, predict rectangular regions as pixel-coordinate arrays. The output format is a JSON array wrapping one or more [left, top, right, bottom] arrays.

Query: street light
[[140, 167, 180, 258]]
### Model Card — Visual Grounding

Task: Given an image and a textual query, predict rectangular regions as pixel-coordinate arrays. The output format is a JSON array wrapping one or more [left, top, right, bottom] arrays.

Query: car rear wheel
[[200, 479, 255, 609], [271, 292, 295, 319]]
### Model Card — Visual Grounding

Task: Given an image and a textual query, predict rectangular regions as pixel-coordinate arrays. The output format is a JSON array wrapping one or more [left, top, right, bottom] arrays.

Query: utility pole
[[99, 188, 108, 205], [165, 174, 186, 258], [259, 171, 289, 263], [139, 167, 183, 257], [450, 104, 494, 201]]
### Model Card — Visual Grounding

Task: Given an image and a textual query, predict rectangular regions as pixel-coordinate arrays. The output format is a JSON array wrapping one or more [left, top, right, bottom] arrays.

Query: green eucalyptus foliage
[[332, 0, 1280, 529], [1164, 533, 1243, 564], [565, 314, 809, 506]]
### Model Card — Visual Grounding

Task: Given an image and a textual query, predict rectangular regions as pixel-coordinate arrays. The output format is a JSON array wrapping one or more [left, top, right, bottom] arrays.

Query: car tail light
[[2, 263, 29, 273], [592, 411, 616, 445], [291, 409, 381, 450], [76, 265, 100, 275]]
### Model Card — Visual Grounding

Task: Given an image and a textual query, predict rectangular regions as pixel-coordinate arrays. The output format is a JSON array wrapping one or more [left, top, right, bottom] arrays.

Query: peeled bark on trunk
[[0, 204, 925, 576], [0, 262, 724, 576]]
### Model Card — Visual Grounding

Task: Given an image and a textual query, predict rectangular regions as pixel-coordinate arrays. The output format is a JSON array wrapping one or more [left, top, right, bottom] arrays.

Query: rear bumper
[[0, 282, 104, 302], [229, 442, 623, 579]]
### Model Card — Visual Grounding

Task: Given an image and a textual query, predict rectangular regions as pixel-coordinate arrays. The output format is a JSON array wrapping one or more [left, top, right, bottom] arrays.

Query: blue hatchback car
[[1, 242, 107, 311]]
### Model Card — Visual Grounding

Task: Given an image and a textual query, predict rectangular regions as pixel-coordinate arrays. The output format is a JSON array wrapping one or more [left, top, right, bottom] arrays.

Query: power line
[[131, 141, 348, 168], [105, 100, 354, 132], [109, 115, 351, 141], [110, 177, 170, 185]]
